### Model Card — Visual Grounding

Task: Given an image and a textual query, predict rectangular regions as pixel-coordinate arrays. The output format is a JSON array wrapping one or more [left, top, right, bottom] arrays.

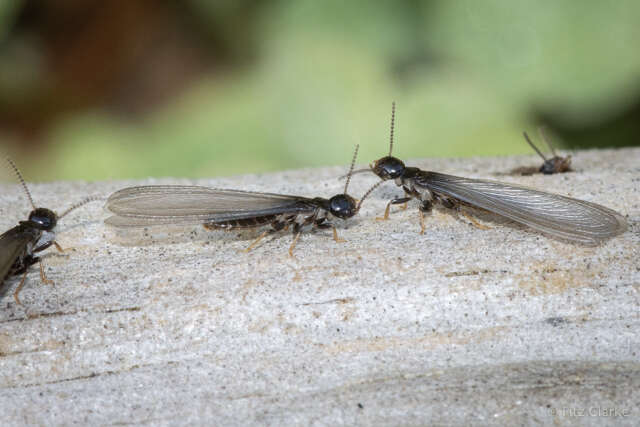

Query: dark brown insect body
[[1, 208, 58, 300], [359, 103, 626, 244], [1, 158, 97, 304], [200, 193, 357, 231]]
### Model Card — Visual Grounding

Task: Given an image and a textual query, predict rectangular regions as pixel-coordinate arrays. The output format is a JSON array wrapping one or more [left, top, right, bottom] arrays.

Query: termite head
[[371, 156, 405, 180], [540, 156, 572, 175], [27, 208, 58, 231], [523, 130, 572, 175], [371, 101, 405, 180], [328, 143, 360, 219], [5, 157, 98, 232], [328, 194, 358, 219]]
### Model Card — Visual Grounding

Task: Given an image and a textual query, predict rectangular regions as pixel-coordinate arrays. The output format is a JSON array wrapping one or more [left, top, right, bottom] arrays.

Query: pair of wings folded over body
[[106, 145, 363, 235], [105, 186, 323, 228], [415, 171, 627, 245], [105, 184, 360, 257]]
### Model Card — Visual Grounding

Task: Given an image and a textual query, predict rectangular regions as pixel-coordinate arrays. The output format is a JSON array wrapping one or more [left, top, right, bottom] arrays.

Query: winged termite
[[358, 103, 626, 244], [1, 158, 99, 304], [105, 146, 371, 256], [516, 128, 572, 175]]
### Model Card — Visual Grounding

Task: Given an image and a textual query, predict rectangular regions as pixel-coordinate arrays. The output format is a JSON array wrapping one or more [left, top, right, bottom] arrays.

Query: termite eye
[[28, 208, 57, 231], [328, 194, 357, 219], [373, 156, 405, 180]]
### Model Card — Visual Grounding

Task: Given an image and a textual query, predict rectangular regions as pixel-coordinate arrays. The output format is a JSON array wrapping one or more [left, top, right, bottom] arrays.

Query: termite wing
[[516, 128, 572, 175], [356, 103, 626, 244], [105, 145, 371, 256], [1, 158, 99, 304]]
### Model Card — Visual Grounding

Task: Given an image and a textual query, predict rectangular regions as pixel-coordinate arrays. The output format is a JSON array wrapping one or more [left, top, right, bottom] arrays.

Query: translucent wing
[[105, 185, 315, 227], [417, 172, 626, 244]]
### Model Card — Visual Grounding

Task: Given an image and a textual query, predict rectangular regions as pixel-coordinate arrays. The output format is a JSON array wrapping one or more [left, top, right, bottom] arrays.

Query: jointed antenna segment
[[523, 132, 547, 161], [5, 157, 36, 210], [389, 101, 396, 156], [343, 144, 359, 195], [357, 180, 384, 212], [59, 195, 102, 219]]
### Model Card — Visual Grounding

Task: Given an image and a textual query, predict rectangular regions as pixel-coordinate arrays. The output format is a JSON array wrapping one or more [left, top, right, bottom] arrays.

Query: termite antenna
[[5, 157, 36, 210], [389, 101, 396, 156], [59, 195, 101, 219], [344, 144, 359, 194], [337, 168, 371, 180], [523, 132, 547, 162], [537, 126, 557, 157], [356, 180, 385, 212]]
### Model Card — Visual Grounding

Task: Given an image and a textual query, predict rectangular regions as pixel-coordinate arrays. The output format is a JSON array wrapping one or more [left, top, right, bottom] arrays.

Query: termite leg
[[418, 200, 432, 235], [32, 240, 54, 253], [440, 197, 491, 230], [332, 226, 345, 243], [54, 241, 65, 253], [39, 260, 54, 286], [461, 210, 491, 230], [289, 232, 302, 257], [375, 201, 392, 221], [313, 218, 345, 243], [285, 221, 304, 258], [13, 271, 29, 306], [399, 187, 414, 211], [242, 230, 269, 253], [376, 197, 412, 221]]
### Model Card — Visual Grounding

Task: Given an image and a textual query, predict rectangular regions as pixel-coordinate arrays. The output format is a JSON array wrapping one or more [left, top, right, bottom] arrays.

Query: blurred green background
[[1, 0, 639, 181]]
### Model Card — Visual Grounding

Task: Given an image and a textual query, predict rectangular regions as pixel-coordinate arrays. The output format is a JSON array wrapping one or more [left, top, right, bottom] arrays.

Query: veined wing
[[105, 185, 315, 227], [418, 172, 626, 244]]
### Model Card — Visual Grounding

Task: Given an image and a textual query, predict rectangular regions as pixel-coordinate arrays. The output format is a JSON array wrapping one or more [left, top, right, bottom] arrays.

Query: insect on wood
[[1, 158, 98, 305], [356, 103, 626, 244], [514, 128, 572, 175], [105, 145, 372, 256]]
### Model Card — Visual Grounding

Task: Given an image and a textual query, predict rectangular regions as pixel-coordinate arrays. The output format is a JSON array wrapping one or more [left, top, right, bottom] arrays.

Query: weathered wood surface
[[1, 148, 638, 426]]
